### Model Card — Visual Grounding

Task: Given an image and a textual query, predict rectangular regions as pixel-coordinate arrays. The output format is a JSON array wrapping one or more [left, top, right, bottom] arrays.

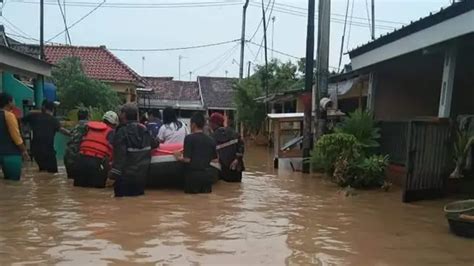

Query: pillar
[[34, 75, 44, 108], [438, 45, 457, 118], [367, 72, 376, 111]]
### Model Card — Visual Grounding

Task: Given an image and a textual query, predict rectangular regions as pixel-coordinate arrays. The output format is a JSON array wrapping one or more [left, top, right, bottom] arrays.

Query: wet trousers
[[114, 177, 145, 197], [219, 167, 243, 183], [184, 168, 217, 194], [0, 155, 22, 181], [74, 155, 109, 188], [32, 143, 57, 173]]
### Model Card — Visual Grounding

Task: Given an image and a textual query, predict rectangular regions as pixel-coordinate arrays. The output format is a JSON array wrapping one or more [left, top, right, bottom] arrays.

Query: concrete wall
[[451, 43, 474, 117], [108, 82, 137, 103], [374, 52, 444, 121]]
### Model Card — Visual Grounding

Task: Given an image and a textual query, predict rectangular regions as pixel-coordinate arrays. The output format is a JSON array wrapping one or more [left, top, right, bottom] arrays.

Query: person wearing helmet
[[73, 111, 119, 188]]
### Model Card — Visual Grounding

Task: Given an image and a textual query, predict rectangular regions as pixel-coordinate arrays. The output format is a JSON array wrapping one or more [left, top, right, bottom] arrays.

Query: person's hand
[[22, 151, 30, 161], [230, 159, 239, 171], [173, 151, 183, 161]]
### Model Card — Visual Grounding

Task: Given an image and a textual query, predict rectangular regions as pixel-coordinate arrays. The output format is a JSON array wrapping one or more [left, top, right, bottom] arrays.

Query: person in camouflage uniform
[[64, 109, 89, 179]]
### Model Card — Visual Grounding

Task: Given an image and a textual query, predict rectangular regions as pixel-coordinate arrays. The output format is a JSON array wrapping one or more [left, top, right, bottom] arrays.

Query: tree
[[52, 57, 120, 112], [234, 59, 302, 135]]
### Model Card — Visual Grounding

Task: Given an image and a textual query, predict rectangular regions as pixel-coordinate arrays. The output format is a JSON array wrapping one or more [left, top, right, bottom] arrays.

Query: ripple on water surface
[[0, 149, 473, 265]]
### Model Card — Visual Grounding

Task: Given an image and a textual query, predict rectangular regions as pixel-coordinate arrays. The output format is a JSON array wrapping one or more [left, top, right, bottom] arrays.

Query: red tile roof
[[44, 45, 142, 85]]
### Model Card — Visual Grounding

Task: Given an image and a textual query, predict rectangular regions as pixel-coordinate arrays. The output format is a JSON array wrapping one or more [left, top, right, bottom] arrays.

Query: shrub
[[311, 132, 389, 189], [311, 133, 361, 175], [348, 154, 390, 188], [335, 109, 380, 150]]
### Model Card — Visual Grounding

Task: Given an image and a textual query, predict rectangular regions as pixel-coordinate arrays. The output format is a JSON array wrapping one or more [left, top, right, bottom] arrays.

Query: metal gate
[[403, 119, 453, 203]]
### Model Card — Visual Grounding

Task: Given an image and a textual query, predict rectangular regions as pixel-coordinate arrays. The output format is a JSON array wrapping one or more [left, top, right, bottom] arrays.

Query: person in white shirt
[[157, 107, 189, 144]]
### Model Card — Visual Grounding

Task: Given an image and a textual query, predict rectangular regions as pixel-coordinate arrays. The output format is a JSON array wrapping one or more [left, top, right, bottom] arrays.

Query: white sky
[[2, 0, 451, 80]]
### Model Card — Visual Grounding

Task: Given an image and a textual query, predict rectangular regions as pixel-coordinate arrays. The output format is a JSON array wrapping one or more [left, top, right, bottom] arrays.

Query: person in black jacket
[[110, 104, 155, 197], [209, 113, 245, 182]]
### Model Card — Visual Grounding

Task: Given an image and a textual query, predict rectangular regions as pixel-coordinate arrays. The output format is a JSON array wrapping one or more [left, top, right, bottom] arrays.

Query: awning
[[0, 45, 52, 77], [328, 76, 368, 101]]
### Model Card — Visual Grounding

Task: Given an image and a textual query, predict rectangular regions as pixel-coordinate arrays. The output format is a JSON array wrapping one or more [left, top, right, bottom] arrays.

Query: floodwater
[[0, 147, 473, 266]]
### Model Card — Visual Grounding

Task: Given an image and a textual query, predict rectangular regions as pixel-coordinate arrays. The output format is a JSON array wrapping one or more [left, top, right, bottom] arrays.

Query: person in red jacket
[[74, 111, 119, 188]]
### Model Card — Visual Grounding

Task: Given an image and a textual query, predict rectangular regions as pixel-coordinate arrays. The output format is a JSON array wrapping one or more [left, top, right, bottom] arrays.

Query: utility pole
[[239, 0, 250, 80], [261, 0, 269, 102], [315, 0, 331, 140], [64, 0, 67, 43], [271, 16, 276, 59], [371, 0, 375, 40], [302, 0, 316, 174], [189, 71, 192, 81], [178, 55, 184, 80], [40, 0, 45, 60], [247, 61, 251, 78], [142, 56, 145, 76]]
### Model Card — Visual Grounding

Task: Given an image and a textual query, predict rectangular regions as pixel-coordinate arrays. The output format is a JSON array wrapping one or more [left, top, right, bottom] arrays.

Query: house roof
[[43, 45, 143, 85], [140, 77, 201, 101], [198, 76, 237, 110], [349, 0, 474, 58], [137, 77, 203, 109]]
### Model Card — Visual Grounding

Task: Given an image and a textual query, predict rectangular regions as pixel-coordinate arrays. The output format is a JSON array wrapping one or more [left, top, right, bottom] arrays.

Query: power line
[[247, 40, 339, 70], [206, 44, 239, 76], [346, 0, 355, 52], [253, 0, 275, 61], [365, 0, 372, 37], [10, 0, 242, 8], [47, 0, 105, 42], [1, 16, 36, 40], [56, 0, 72, 44], [261, 1, 405, 26], [190, 43, 239, 74], [249, 3, 396, 30], [110, 39, 240, 52], [248, 0, 271, 42], [337, 0, 350, 72]]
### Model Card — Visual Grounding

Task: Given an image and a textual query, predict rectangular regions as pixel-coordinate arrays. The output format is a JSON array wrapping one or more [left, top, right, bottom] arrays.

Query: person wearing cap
[[209, 113, 245, 182], [22, 100, 70, 173], [73, 111, 119, 188]]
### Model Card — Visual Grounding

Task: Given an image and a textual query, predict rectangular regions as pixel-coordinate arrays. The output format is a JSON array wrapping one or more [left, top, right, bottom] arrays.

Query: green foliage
[[234, 59, 303, 135], [335, 109, 380, 149], [311, 133, 361, 174], [66, 105, 104, 123], [348, 155, 390, 188], [311, 132, 389, 189], [450, 129, 474, 179], [52, 57, 120, 112]]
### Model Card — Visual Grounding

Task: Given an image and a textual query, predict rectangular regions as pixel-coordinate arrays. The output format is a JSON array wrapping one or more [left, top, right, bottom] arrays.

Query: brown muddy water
[[0, 147, 473, 266]]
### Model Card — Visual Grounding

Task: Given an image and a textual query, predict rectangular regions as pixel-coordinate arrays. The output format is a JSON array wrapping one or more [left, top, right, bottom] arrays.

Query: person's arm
[[236, 133, 245, 158], [110, 128, 127, 179], [211, 139, 219, 163], [175, 135, 191, 163], [5, 112, 29, 160]]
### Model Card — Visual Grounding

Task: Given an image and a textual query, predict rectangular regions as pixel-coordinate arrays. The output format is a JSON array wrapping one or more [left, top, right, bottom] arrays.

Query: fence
[[379, 121, 409, 165]]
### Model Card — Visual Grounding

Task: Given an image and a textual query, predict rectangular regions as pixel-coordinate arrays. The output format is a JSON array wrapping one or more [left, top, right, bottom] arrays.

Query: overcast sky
[[2, 0, 451, 80]]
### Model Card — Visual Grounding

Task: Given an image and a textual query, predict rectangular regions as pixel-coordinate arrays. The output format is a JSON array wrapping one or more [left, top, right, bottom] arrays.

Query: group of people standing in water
[[0, 91, 245, 197]]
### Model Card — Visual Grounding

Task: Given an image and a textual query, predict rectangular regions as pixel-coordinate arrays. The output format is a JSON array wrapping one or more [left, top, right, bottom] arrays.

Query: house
[[137, 77, 204, 119], [4, 33, 143, 103], [339, 0, 474, 202], [198, 76, 238, 124], [0, 26, 52, 113]]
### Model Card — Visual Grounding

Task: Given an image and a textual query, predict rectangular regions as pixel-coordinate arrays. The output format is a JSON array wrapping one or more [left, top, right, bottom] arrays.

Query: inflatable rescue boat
[[147, 143, 221, 187]]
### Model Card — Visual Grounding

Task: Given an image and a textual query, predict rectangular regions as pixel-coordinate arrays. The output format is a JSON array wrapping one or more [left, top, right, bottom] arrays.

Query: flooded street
[[0, 147, 473, 265]]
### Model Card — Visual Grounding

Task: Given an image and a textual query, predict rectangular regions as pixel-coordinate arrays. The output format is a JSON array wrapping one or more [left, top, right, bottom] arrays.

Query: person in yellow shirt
[[0, 93, 29, 180]]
